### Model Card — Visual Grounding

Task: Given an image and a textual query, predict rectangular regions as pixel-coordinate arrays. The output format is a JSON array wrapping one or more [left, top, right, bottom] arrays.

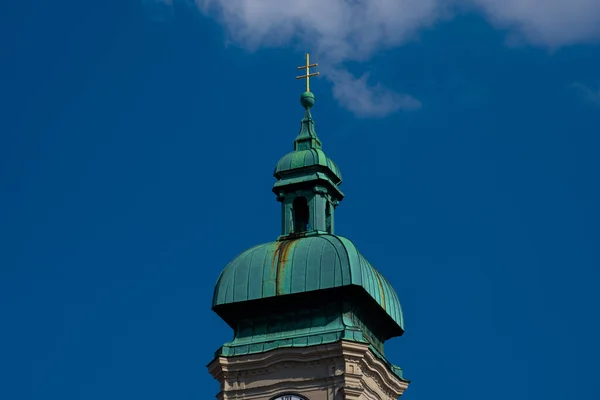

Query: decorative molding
[[209, 343, 343, 376], [209, 340, 409, 400]]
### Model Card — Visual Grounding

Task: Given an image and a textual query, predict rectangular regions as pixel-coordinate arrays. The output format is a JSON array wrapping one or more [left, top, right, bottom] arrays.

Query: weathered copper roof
[[274, 148, 342, 183], [213, 235, 404, 331]]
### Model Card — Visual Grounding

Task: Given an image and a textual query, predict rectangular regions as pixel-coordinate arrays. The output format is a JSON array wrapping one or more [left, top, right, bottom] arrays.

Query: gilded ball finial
[[300, 91, 315, 109]]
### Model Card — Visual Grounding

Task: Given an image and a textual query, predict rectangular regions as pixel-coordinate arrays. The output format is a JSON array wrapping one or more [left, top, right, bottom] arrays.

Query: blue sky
[[1, 1, 600, 399]]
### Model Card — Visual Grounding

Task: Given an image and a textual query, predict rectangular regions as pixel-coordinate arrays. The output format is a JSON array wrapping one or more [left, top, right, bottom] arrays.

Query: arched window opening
[[293, 197, 309, 233], [325, 202, 332, 233]]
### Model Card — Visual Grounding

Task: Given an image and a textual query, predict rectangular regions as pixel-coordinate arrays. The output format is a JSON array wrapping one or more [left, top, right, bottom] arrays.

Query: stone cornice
[[340, 341, 408, 399], [208, 341, 343, 378], [209, 340, 409, 400]]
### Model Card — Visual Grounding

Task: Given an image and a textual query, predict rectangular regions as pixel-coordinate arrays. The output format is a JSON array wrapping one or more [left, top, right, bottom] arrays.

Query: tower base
[[208, 340, 409, 400]]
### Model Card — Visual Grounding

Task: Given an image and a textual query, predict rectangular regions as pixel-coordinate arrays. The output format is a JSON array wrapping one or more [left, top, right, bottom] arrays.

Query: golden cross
[[296, 53, 319, 92]]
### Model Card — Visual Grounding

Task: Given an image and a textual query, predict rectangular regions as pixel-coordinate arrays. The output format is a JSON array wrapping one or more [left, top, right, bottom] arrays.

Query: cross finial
[[296, 53, 319, 93]]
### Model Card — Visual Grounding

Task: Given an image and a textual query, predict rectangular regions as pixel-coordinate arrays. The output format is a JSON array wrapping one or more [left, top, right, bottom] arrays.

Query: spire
[[272, 54, 344, 239], [295, 53, 322, 151], [210, 54, 410, 400], [294, 92, 322, 151]]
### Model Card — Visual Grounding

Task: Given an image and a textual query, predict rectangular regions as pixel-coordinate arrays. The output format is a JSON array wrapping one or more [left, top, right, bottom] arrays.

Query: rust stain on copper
[[272, 239, 296, 295], [270, 243, 279, 279]]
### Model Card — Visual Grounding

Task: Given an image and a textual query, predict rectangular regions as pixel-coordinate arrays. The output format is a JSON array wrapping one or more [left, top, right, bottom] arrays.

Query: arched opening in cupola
[[292, 197, 309, 233]]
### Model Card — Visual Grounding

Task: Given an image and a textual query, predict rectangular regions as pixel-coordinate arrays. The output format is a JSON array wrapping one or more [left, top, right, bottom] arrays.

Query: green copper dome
[[273, 91, 342, 185], [211, 82, 407, 381], [213, 235, 404, 332], [274, 148, 342, 183]]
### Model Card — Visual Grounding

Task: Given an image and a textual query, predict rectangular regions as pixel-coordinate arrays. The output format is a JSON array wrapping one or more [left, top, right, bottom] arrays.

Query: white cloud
[[571, 82, 600, 106], [195, 0, 443, 117], [468, 0, 600, 48], [327, 68, 422, 117], [196, 0, 445, 62], [158, 0, 600, 116]]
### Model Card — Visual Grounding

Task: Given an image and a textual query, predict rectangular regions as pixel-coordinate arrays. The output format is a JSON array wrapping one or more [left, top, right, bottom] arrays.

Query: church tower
[[208, 55, 410, 400]]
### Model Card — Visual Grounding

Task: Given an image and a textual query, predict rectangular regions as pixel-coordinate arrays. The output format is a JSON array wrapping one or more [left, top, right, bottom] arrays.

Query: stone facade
[[208, 341, 409, 400]]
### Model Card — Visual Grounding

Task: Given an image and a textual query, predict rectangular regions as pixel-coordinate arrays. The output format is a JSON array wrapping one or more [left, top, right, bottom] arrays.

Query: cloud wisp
[[327, 68, 422, 118], [571, 82, 600, 106], [195, 0, 446, 117], [157, 0, 600, 117], [467, 0, 600, 49]]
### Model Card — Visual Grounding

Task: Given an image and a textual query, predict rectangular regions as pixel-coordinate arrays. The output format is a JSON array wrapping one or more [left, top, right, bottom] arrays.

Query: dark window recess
[[293, 197, 309, 233]]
